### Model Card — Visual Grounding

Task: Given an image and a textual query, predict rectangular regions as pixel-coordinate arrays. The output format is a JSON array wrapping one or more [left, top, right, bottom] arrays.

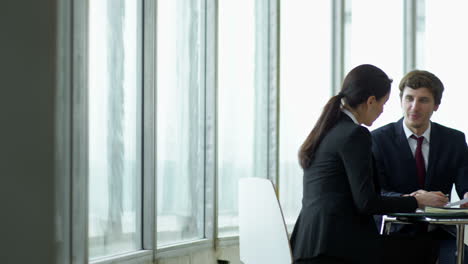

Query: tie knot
[[410, 135, 424, 145]]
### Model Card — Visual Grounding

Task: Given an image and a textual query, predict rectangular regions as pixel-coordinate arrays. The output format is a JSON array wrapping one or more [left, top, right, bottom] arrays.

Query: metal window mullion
[[72, 0, 89, 263], [332, 0, 345, 95], [268, 0, 280, 187], [204, 0, 217, 246], [404, 0, 417, 73], [142, 0, 157, 258], [56, 0, 73, 263]]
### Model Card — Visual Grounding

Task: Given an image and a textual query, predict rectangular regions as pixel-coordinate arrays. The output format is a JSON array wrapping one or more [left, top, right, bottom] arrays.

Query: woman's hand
[[409, 189, 428, 196]]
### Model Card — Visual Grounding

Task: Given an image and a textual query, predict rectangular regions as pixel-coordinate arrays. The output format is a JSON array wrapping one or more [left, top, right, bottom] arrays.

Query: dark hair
[[398, 70, 444, 105], [298, 64, 392, 169]]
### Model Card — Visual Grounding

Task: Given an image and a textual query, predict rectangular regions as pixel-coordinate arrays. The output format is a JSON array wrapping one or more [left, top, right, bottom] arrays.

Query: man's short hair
[[399, 70, 444, 105]]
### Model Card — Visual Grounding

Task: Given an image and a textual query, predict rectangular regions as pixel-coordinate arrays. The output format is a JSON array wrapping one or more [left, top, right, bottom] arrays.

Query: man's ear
[[434, 104, 439, 111]]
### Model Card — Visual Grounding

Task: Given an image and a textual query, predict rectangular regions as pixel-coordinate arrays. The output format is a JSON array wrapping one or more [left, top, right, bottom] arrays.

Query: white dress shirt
[[341, 108, 359, 125]]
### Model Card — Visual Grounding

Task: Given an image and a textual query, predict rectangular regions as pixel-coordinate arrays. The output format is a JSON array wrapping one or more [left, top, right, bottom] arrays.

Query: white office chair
[[239, 177, 293, 264]]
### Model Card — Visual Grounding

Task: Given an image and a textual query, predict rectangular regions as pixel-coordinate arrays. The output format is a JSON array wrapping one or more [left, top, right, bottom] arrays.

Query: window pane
[[279, 0, 332, 231], [344, 0, 404, 130], [156, 0, 205, 246], [88, 0, 142, 259], [416, 0, 468, 135], [217, 0, 269, 237]]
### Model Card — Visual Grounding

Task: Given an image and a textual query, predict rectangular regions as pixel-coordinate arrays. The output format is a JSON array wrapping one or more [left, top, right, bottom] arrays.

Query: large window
[[416, 0, 468, 136], [76, 1, 468, 262], [279, 0, 332, 230], [88, 0, 142, 259], [217, 0, 270, 237], [344, 0, 404, 130], [156, 0, 205, 247]]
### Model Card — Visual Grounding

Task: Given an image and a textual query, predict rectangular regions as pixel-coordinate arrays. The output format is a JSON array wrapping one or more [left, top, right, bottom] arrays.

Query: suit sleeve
[[340, 126, 417, 215], [371, 132, 405, 197], [455, 133, 468, 198]]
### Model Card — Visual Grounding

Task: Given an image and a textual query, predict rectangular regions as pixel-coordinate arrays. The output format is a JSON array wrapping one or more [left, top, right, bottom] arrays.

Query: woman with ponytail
[[290, 64, 448, 264]]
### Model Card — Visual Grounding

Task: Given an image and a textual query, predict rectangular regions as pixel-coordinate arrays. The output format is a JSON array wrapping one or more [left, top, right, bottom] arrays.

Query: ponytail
[[298, 94, 344, 169]]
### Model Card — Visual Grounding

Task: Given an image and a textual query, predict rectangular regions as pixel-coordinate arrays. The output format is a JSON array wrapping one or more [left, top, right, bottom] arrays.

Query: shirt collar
[[403, 121, 431, 143], [341, 108, 359, 125]]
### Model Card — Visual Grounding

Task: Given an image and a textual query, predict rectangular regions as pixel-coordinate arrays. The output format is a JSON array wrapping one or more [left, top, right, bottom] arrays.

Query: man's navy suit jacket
[[371, 118, 468, 199]]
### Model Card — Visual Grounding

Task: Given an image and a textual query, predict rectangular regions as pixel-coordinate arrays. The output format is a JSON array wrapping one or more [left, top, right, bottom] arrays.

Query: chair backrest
[[239, 177, 293, 264]]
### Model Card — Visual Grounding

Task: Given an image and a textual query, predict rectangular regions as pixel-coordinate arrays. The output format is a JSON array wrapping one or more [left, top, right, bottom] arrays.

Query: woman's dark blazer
[[290, 114, 418, 264]]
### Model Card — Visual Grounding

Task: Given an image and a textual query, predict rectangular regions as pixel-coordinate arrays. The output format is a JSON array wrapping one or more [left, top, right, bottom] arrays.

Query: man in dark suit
[[372, 70, 468, 263]]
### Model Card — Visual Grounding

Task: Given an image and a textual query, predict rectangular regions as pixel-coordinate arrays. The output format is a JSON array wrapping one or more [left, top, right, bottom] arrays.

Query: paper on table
[[446, 197, 468, 207], [425, 206, 468, 214]]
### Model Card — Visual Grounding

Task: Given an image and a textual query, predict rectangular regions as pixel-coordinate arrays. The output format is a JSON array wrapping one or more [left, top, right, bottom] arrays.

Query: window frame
[[56, 0, 74, 262], [154, 0, 216, 257], [214, 0, 280, 240], [68, 0, 157, 263], [71, 0, 89, 262]]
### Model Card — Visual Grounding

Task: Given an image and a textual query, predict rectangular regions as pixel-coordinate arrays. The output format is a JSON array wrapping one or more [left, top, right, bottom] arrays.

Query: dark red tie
[[411, 135, 425, 187]]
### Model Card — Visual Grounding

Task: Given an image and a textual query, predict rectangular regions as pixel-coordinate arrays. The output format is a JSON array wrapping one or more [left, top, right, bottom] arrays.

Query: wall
[[156, 245, 240, 264], [0, 0, 57, 263]]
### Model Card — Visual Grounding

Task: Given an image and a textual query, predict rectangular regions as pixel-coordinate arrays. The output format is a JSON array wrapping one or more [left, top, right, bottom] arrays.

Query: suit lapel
[[426, 122, 440, 186], [394, 119, 420, 187], [394, 119, 414, 161]]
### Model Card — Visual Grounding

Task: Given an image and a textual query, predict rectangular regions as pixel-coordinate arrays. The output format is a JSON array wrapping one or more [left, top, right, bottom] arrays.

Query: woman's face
[[362, 92, 390, 126]]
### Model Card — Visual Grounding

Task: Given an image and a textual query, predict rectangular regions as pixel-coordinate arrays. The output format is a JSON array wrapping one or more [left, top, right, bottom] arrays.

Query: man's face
[[401, 87, 439, 132]]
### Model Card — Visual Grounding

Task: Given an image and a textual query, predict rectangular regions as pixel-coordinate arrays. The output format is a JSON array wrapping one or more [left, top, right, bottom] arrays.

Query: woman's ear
[[367, 96, 377, 105]]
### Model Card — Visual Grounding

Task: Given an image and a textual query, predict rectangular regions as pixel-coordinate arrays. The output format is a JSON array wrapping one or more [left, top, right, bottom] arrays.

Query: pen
[[444, 194, 450, 207]]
